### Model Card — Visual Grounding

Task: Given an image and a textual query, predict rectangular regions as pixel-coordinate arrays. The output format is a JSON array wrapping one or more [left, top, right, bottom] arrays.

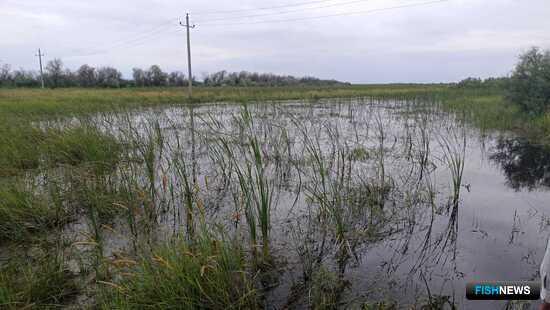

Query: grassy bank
[[0, 85, 448, 118], [440, 91, 550, 143]]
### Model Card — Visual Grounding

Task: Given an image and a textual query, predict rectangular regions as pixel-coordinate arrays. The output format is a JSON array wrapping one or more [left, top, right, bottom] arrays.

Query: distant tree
[[97, 67, 122, 88], [12, 69, 39, 87], [238, 71, 250, 86], [456, 77, 483, 88], [0, 63, 12, 87], [507, 47, 550, 115], [0, 63, 350, 89], [168, 71, 186, 86], [63, 69, 78, 87], [45, 58, 64, 88], [77, 64, 97, 87], [483, 77, 509, 89], [202, 70, 347, 87], [454, 76, 509, 91], [147, 65, 168, 87], [132, 68, 146, 87]]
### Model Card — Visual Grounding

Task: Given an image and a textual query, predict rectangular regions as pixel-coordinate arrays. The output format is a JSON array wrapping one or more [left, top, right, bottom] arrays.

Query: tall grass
[[438, 125, 466, 211], [215, 106, 274, 264], [0, 120, 121, 177], [0, 180, 66, 243], [0, 250, 78, 309], [437, 124, 467, 255], [98, 231, 259, 309]]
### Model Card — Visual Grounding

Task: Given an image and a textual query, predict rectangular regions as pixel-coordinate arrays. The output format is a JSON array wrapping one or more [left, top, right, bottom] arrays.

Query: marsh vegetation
[[1, 82, 549, 309]]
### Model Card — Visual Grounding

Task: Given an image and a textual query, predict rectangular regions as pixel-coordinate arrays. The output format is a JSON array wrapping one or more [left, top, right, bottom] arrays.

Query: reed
[[215, 106, 274, 263]]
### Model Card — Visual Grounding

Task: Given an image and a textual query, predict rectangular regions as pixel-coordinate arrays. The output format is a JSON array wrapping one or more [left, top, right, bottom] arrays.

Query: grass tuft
[[99, 232, 259, 309], [0, 181, 66, 243]]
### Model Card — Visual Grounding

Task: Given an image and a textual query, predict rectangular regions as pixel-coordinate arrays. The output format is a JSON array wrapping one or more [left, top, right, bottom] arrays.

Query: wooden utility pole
[[180, 13, 195, 97], [35, 48, 45, 88], [180, 13, 197, 186]]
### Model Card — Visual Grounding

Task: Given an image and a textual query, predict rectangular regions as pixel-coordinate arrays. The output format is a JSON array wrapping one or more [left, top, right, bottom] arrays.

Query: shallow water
[[58, 98, 550, 308]]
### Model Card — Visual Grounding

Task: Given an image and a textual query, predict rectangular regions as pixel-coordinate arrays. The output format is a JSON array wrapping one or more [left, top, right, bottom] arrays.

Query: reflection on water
[[490, 138, 550, 191]]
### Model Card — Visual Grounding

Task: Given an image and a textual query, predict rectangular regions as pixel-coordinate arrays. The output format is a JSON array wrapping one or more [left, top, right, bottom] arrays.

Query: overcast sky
[[1, 0, 549, 83]]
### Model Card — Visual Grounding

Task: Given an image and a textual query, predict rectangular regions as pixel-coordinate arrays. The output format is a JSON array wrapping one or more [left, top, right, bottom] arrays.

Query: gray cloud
[[1, 0, 549, 83]]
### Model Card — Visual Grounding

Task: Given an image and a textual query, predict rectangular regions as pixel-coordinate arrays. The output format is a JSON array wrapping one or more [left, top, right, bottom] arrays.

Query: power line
[[94, 21, 176, 50], [199, 0, 448, 27], [67, 22, 179, 58], [193, 0, 341, 16], [195, 0, 374, 24], [64, 0, 448, 58]]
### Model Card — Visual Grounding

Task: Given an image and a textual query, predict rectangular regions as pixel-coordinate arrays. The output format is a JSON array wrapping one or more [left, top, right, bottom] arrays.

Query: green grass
[[1, 85, 548, 144], [0, 85, 449, 118], [0, 121, 122, 177], [42, 125, 122, 170], [98, 233, 259, 309], [0, 121, 122, 243], [0, 180, 66, 243], [0, 254, 78, 309], [0, 122, 44, 175], [310, 266, 345, 309], [441, 92, 550, 143]]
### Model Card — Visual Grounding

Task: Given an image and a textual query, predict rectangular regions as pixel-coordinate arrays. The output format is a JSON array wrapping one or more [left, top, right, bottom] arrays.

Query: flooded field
[[3, 97, 550, 309]]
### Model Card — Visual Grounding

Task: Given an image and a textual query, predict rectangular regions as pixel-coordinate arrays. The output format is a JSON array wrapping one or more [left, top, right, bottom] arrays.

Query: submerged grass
[[216, 106, 275, 264]]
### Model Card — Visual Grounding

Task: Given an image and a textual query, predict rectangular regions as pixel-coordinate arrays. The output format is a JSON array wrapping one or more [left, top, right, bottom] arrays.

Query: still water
[[74, 98, 550, 308]]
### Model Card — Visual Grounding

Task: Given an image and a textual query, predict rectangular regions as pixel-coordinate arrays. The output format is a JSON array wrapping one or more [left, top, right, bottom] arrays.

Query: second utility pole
[[181, 13, 195, 97], [36, 48, 45, 88]]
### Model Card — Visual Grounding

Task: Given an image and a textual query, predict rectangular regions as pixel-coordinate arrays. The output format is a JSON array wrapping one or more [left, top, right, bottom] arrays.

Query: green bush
[[507, 47, 550, 115]]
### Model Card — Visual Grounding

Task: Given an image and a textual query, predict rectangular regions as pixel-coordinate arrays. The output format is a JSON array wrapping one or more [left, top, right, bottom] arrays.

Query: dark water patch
[[490, 137, 550, 191]]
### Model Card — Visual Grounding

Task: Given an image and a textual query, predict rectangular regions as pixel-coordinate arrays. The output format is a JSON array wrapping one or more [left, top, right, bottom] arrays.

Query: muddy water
[[85, 98, 550, 309]]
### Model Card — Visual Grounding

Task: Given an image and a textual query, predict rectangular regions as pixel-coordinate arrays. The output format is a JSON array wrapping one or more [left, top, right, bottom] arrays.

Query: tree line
[[454, 76, 509, 90], [202, 70, 348, 87], [0, 59, 191, 88], [456, 47, 550, 115], [0, 58, 348, 88]]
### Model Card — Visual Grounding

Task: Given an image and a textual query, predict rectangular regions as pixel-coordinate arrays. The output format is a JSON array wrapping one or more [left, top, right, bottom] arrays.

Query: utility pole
[[180, 13, 197, 188], [180, 13, 195, 97], [35, 48, 45, 88]]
